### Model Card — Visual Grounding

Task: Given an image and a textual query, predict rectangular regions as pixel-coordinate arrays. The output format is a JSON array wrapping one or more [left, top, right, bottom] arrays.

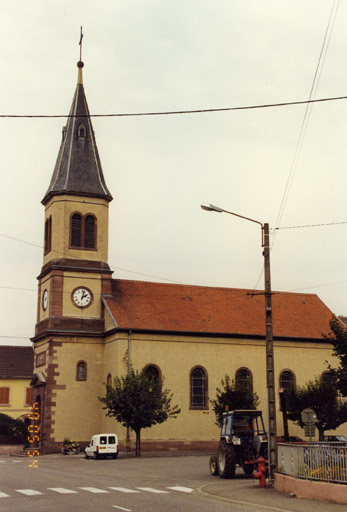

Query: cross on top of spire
[[79, 26, 83, 62]]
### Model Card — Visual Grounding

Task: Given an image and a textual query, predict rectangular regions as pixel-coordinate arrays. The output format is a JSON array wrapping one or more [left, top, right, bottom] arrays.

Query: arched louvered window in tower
[[84, 215, 96, 249], [44, 216, 52, 254], [70, 213, 96, 250], [71, 213, 82, 247]]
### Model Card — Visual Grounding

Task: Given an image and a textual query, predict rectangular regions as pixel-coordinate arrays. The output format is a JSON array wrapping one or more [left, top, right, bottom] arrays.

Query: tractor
[[210, 409, 268, 478]]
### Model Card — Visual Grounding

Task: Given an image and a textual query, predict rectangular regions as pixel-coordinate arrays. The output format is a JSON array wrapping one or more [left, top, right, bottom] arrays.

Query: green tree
[[326, 316, 347, 396], [211, 374, 259, 427], [0, 413, 27, 438], [99, 369, 181, 456], [286, 377, 347, 441]]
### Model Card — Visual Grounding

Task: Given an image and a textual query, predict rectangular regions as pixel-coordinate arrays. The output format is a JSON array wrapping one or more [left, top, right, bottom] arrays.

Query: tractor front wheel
[[217, 440, 236, 478], [209, 456, 219, 476]]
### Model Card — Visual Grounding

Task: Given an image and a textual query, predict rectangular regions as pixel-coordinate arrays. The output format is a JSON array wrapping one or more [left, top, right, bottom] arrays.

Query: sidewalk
[[199, 477, 347, 512]]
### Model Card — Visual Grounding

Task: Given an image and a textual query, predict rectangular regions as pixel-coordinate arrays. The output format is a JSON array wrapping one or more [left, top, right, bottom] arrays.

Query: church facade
[[31, 60, 340, 453]]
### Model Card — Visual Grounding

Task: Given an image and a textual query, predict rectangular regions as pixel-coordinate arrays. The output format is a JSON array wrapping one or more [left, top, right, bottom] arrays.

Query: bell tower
[[31, 59, 113, 452], [35, 60, 113, 338]]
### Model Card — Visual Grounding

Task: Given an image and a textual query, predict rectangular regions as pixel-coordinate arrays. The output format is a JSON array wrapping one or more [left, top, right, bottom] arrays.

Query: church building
[[31, 60, 339, 453]]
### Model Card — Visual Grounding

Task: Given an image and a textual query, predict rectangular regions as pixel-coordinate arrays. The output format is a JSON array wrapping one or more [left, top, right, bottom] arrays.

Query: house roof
[[0, 346, 34, 378], [104, 279, 334, 340], [42, 61, 112, 205]]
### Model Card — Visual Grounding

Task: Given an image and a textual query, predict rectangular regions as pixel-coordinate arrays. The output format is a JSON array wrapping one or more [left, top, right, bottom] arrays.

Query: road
[[0, 452, 258, 512]]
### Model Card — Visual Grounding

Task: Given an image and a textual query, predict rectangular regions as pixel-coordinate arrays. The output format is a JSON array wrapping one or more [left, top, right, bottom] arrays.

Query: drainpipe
[[126, 329, 131, 452]]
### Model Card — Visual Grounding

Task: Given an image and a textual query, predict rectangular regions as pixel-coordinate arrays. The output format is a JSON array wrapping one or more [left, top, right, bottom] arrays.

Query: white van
[[84, 433, 118, 459]]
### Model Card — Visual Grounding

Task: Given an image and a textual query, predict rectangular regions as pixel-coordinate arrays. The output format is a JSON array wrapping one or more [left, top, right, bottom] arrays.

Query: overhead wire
[[251, 0, 340, 294], [273, 0, 340, 239], [0, 95, 346, 119]]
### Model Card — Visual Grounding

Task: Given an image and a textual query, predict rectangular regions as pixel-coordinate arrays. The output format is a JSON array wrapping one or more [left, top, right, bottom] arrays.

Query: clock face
[[72, 287, 92, 308], [42, 289, 48, 311]]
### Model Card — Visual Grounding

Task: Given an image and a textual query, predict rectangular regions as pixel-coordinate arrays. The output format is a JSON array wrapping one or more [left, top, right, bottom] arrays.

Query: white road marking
[[78, 487, 109, 493], [109, 487, 140, 493], [136, 487, 169, 494], [48, 487, 78, 494], [166, 486, 193, 493], [16, 489, 44, 496], [0, 492, 10, 498], [112, 506, 132, 511]]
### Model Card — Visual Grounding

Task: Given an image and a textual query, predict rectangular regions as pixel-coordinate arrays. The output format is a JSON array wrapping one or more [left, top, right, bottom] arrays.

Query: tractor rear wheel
[[217, 440, 236, 478], [209, 456, 219, 476]]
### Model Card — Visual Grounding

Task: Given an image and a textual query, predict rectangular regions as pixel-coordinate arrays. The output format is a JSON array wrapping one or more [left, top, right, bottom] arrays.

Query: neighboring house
[[31, 59, 338, 453], [0, 346, 34, 420]]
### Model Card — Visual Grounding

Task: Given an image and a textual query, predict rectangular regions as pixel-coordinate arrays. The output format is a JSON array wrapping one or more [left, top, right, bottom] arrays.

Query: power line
[[0, 95, 347, 119], [272, 0, 340, 239], [250, 2, 340, 296], [0, 232, 183, 284], [275, 221, 347, 230]]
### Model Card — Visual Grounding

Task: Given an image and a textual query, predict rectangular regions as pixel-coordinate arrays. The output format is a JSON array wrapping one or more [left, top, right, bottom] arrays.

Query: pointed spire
[[42, 60, 112, 205]]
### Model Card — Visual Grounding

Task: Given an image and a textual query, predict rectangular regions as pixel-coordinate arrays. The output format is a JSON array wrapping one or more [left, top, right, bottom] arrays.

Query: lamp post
[[201, 203, 277, 481]]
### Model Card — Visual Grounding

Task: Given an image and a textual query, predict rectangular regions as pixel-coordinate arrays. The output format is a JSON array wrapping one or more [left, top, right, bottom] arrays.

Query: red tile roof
[[104, 280, 334, 340], [0, 346, 34, 378]]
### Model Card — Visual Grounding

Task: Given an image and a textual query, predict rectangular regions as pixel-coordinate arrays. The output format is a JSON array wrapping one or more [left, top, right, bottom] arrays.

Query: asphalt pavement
[[5, 449, 347, 511], [123, 450, 347, 511]]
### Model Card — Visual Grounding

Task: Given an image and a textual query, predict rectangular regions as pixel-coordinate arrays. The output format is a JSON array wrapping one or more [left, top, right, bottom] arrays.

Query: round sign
[[301, 408, 317, 425]]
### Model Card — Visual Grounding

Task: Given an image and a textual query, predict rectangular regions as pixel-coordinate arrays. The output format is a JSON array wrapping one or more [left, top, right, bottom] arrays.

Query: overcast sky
[[1, 0, 346, 346]]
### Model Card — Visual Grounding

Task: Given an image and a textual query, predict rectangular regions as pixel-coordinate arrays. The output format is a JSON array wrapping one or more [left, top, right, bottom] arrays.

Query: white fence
[[277, 443, 347, 484]]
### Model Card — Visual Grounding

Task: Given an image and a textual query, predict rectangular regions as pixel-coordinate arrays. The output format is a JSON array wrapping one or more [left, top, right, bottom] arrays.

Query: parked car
[[84, 433, 118, 459], [323, 435, 347, 443], [277, 436, 303, 443]]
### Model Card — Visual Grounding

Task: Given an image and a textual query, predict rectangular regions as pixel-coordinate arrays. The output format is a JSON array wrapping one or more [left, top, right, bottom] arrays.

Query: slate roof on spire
[[42, 61, 112, 204]]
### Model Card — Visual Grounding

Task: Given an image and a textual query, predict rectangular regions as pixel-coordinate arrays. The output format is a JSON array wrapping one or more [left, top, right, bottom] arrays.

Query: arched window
[[70, 213, 96, 249], [76, 361, 87, 381], [106, 373, 112, 387], [235, 368, 253, 393], [44, 216, 52, 253], [280, 370, 295, 395], [78, 124, 86, 138], [321, 371, 334, 386], [190, 366, 208, 409], [84, 215, 96, 249], [71, 213, 82, 247], [143, 365, 160, 381]]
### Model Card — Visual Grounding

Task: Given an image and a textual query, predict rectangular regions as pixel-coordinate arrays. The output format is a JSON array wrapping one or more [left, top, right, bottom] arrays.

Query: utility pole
[[263, 223, 277, 481], [201, 205, 278, 482]]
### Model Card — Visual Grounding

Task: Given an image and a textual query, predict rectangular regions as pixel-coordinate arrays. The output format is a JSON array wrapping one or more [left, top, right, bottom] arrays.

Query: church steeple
[[42, 60, 112, 205]]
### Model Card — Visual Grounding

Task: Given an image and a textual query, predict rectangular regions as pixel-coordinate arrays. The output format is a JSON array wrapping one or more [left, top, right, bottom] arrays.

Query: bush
[[0, 413, 27, 439]]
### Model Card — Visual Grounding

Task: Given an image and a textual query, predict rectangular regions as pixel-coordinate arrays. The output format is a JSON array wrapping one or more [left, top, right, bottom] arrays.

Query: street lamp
[[201, 203, 277, 481]]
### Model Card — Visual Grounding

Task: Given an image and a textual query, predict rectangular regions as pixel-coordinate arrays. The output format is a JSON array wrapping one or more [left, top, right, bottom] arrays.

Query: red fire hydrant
[[254, 456, 267, 488]]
